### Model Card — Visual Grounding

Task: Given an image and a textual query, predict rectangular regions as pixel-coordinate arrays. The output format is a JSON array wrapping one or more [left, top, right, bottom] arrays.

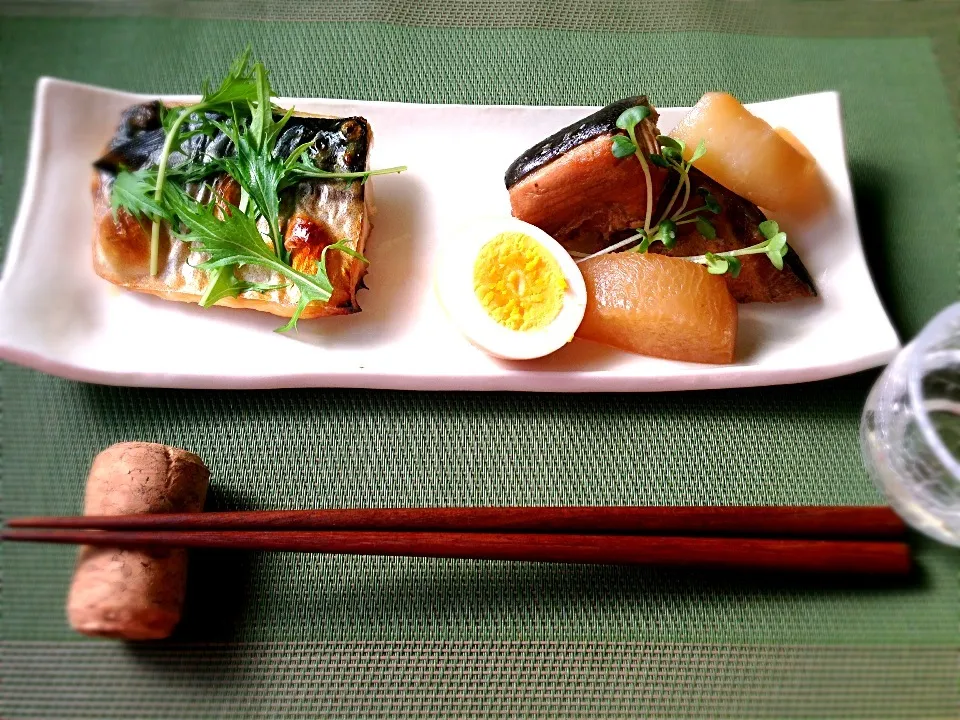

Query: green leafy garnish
[[648, 153, 671, 168], [167, 186, 367, 332], [689, 138, 707, 163], [700, 188, 722, 215], [653, 218, 677, 249], [590, 129, 712, 264], [703, 252, 727, 275], [193, 50, 261, 116], [620, 218, 677, 255], [634, 230, 651, 254], [703, 252, 742, 278], [657, 135, 685, 162], [282, 161, 407, 187], [210, 66, 292, 263], [614, 217, 677, 256], [146, 49, 261, 275], [680, 222, 790, 278], [166, 157, 229, 184], [758, 219, 779, 238], [758, 220, 789, 270], [727, 255, 743, 278], [200, 269, 288, 307], [110, 168, 171, 223], [108, 50, 405, 331], [615, 105, 651, 130], [612, 104, 656, 234], [611, 135, 638, 158], [580, 113, 790, 278], [695, 215, 717, 240]]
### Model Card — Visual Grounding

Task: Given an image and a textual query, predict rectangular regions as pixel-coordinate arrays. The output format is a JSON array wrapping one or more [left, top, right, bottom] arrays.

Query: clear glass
[[861, 302, 960, 545]]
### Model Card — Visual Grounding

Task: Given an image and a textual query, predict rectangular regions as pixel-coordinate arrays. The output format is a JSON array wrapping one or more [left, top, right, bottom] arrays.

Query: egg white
[[435, 217, 587, 360]]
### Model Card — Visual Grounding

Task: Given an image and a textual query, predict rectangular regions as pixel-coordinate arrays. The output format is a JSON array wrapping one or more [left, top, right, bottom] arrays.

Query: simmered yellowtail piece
[[650, 168, 816, 304], [669, 92, 829, 220], [505, 97, 668, 256], [576, 253, 738, 365]]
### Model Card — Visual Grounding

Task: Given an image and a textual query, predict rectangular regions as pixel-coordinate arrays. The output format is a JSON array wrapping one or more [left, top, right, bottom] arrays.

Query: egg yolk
[[473, 231, 566, 331]]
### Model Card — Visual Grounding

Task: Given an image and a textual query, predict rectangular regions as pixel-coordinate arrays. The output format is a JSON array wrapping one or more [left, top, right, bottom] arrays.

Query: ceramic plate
[[0, 79, 899, 390]]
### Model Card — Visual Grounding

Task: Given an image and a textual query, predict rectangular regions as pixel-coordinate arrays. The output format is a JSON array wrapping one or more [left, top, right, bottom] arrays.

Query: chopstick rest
[[64, 442, 209, 641]]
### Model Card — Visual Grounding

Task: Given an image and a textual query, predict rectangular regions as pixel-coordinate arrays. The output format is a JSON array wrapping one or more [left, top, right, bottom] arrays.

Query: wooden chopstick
[[5, 506, 906, 538], [1, 528, 911, 575]]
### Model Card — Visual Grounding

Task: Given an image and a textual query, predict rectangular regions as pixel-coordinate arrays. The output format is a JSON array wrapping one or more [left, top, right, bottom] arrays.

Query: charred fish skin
[[94, 101, 370, 178], [503, 95, 657, 190], [506, 97, 667, 254], [92, 102, 373, 319], [504, 96, 656, 188]]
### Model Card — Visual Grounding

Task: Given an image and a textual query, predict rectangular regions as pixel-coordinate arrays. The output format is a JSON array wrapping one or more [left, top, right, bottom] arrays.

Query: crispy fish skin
[[92, 102, 372, 318], [648, 169, 816, 303], [506, 97, 668, 254]]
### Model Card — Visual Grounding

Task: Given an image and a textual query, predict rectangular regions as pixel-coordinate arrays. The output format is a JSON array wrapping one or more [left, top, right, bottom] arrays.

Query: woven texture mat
[[1, 3, 959, 718]]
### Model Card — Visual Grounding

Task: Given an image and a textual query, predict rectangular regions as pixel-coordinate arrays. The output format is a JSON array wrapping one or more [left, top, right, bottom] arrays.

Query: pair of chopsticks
[[3, 506, 911, 575]]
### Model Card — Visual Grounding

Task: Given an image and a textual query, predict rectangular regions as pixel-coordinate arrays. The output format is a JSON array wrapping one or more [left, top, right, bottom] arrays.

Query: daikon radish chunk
[[775, 127, 815, 162], [576, 253, 737, 364], [670, 92, 828, 219]]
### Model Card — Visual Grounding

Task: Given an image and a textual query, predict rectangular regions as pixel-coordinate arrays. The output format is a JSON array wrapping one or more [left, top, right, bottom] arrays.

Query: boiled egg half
[[435, 217, 587, 360]]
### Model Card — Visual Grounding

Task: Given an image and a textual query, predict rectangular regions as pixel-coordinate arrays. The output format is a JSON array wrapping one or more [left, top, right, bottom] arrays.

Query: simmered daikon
[[670, 92, 828, 219], [576, 253, 737, 364]]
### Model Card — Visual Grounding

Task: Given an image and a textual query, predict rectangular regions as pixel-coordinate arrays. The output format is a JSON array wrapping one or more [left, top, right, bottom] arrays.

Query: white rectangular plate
[[0, 79, 899, 391]]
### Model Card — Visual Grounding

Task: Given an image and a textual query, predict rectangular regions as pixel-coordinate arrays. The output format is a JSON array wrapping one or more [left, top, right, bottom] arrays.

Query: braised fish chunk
[[505, 97, 816, 304], [506, 97, 668, 255], [649, 169, 816, 303]]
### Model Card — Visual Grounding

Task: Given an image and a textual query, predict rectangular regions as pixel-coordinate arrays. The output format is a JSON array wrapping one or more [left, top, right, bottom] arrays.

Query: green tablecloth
[[1, 2, 958, 718]]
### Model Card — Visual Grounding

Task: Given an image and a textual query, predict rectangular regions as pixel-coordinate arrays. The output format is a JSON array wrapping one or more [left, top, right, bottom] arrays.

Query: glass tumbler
[[861, 302, 960, 546]]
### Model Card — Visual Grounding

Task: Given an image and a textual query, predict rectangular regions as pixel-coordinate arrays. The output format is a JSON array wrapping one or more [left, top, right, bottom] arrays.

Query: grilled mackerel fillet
[[92, 101, 373, 318]]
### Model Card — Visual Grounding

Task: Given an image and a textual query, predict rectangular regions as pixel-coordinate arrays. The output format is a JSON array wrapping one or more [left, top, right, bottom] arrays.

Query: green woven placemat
[[2, 4, 959, 718]]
